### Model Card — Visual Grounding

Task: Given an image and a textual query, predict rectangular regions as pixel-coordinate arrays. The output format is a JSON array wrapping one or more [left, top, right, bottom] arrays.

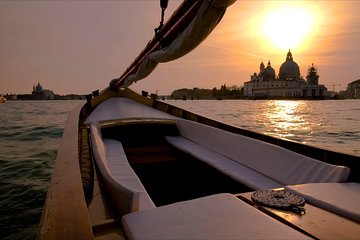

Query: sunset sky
[[1, 1, 359, 95]]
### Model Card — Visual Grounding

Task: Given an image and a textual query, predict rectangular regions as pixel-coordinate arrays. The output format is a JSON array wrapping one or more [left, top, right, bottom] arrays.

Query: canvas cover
[[121, 0, 236, 88]]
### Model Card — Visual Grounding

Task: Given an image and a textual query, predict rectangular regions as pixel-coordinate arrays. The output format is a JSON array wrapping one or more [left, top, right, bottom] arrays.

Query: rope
[[79, 125, 94, 205], [251, 189, 306, 215]]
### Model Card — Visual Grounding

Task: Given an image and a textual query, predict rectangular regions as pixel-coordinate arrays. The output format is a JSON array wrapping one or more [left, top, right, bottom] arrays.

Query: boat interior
[[87, 119, 255, 239], [87, 111, 360, 240], [37, 90, 360, 240], [100, 120, 252, 207]]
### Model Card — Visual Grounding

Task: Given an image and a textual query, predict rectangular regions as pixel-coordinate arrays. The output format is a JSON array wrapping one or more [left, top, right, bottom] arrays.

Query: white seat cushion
[[90, 123, 155, 215], [122, 193, 312, 240], [286, 182, 360, 223], [103, 139, 156, 211], [175, 119, 350, 185], [166, 136, 282, 190]]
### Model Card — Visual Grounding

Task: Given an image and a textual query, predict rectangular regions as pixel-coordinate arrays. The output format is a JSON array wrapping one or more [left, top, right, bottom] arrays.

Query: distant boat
[[0, 95, 6, 103], [37, 1, 360, 240]]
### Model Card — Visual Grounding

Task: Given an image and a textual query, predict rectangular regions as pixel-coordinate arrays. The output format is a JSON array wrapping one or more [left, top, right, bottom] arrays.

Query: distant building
[[32, 83, 55, 100], [346, 79, 360, 99], [244, 50, 327, 99]]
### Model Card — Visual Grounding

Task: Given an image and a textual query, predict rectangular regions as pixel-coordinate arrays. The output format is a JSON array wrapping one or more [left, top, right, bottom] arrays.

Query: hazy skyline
[[1, 1, 359, 95]]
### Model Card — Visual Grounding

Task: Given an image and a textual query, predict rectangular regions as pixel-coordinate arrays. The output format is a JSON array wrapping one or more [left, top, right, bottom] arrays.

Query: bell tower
[[306, 63, 319, 85]]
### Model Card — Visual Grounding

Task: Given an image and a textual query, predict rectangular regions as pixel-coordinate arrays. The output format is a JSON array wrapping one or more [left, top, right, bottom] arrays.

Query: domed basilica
[[32, 82, 55, 99], [244, 50, 327, 99]]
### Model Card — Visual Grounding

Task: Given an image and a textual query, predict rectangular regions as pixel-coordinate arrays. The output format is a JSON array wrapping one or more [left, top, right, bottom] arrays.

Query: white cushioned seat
[[285, 182, 360, 223], [103, 139, 155, 211], [90, 123, 155, 215], [122, 193, 312, 240], [171, 119, 350, 187], [166, 136, 282, 190]]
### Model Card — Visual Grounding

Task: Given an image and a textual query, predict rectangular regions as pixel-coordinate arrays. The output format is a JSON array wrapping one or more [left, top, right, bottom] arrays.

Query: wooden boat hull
[[37, 88, 360, 240]]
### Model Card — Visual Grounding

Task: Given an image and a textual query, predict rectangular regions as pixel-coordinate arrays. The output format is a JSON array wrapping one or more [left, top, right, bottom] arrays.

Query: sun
[[261, 5, 314, 51]]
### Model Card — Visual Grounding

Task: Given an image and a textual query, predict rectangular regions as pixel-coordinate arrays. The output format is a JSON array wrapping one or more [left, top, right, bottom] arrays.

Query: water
[[0, 100, 83, 240], [166, 99, 360, 157], [0, 99, 359, 239]]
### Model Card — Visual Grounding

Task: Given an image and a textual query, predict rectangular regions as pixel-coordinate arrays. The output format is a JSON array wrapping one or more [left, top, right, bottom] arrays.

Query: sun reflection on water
[[262, 100, 312, 141], [166, 99, 360, 156]]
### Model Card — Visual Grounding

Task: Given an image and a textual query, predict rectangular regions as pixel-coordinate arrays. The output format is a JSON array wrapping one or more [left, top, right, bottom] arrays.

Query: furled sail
[[110, 0, 236, 89]]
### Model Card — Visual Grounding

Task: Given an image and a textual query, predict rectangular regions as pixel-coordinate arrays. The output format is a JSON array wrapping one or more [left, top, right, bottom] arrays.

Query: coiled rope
[[251, 189, 306, 215]]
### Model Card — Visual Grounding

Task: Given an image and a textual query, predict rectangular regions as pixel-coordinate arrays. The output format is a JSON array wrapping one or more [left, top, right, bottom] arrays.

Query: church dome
[[279, 50, 300, 80], [35, 82, 43, 92], [263, 60, 275, 80]]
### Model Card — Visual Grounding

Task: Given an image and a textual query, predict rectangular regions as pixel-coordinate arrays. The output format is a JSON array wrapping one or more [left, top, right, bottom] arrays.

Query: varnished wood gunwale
[[37, 103, 93, 240]]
